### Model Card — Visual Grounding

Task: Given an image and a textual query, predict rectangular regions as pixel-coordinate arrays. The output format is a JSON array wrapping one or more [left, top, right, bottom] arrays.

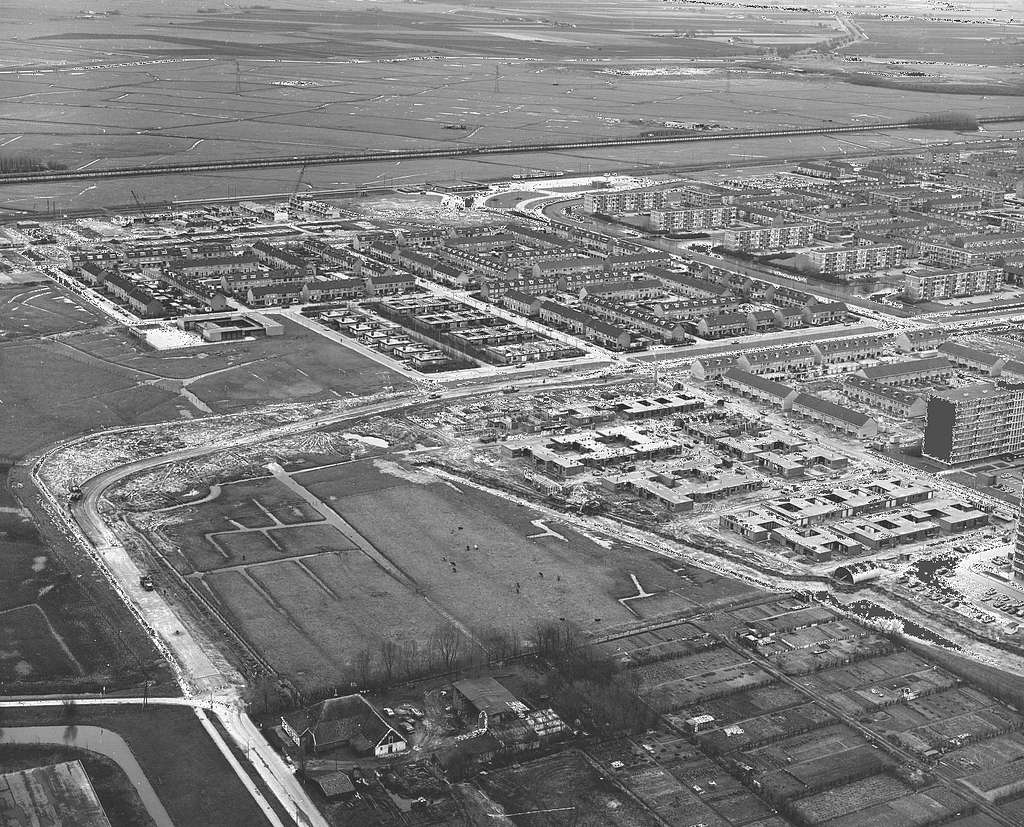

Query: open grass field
[[0, 604, 81, 682], [0, 313, 398, 459], [301, 459, 726, 635], [1, 125, 1011, 215], [204, 551, 447, 689], [139, 456, 762, 691], [0, 339, 182, 458], [0, 704, 272, 827], [68, 316, 404, 411], [844, 19, 1024, 66], [0, 282, 102, 339]]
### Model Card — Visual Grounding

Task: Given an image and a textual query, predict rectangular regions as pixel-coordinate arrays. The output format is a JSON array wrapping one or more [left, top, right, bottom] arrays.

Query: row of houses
[[243, 272, 417, 307], [721, 368, 878, 438], [691, 328, 948, 380]]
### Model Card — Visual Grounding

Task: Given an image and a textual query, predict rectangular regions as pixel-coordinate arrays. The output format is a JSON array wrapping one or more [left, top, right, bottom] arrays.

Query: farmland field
[[844, 20, 1024, 66], [0, 498, 171, 693], [1, 0, 1021, 212], [0, 745, 155, 827], [0, 338, 182, 458]]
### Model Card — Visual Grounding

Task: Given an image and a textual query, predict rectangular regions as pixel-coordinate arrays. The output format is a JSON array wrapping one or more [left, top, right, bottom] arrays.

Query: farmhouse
[[281, 694, 407, 758]]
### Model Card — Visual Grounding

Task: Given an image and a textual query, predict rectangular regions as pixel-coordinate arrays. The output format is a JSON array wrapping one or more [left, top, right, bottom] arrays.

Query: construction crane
[[288, 162, 310, 214], [129, 189, 155, 224]]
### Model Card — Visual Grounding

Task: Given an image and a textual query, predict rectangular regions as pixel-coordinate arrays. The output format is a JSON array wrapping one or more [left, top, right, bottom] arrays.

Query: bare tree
[[402, 640, 422, 681], [380, 639, 399, 685], [432, 622, 464, 671], [353, 648, 375, 689]]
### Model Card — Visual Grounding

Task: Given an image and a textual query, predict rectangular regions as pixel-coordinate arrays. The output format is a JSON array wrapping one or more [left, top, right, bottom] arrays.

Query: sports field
[[0, 314, 401, 459]]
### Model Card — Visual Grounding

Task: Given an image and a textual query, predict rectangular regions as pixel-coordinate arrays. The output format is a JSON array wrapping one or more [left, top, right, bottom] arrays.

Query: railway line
[[2, 116, 1021, 186]]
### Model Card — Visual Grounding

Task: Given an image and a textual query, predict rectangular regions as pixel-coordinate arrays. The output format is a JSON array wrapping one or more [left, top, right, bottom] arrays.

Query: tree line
[[0, 155, 67, 174]]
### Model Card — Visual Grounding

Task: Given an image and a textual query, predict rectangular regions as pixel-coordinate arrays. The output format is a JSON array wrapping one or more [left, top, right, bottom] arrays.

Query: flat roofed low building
[[178, 311, 285, 342], [772, 524, 862, 561], [719, 507, 787, 542], [832, 511, 939, 549]]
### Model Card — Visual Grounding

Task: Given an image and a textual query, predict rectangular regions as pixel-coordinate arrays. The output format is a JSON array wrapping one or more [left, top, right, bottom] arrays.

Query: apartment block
[[582, 188, 665, 215], [922, 382, 1024, 464], [650, 206, 736, 232], [804, 244, 905, 275], [721, 223, 814, 252], [903, 265, 1003, 301], [1014, 490, 1024, 582]]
